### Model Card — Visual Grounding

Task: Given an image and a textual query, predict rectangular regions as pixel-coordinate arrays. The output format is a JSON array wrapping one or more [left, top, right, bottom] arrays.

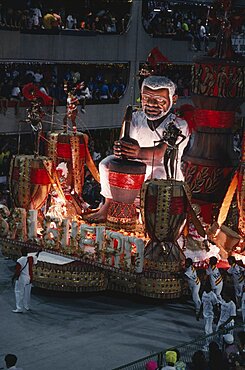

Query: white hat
[[223, 333, 234, 344]]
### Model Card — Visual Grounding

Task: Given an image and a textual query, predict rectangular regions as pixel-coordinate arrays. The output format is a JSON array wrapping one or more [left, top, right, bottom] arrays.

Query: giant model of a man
[[88, 76, 190, 222]]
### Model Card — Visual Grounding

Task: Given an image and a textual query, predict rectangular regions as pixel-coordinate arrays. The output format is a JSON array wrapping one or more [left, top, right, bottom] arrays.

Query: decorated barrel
[[9, 155, 52, 210], [182, 56, 244, 223], [46, 132, 87, 197], [141, 179, 188, 242], [106, 158, 146, 231]]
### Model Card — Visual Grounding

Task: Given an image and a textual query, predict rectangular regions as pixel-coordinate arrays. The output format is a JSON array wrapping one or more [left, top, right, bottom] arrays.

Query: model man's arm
[[114, 139, 167, 161]]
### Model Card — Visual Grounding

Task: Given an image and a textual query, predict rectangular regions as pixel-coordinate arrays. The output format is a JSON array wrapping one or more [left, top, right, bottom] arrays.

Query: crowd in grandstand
[[142, 0, 244, 51], [0, 62, 128, 113], [0, 0, 131, 34]]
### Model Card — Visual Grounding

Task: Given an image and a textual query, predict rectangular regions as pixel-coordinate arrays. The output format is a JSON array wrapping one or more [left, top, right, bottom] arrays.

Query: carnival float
[[0, 0, 244, 300]]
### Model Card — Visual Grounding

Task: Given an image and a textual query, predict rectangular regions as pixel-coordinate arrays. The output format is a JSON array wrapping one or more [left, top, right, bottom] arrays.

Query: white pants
[[213, 281, 223, 302], [14, 277, 32, 311], [189, 283, 201, 312], [234, 283, 244, 299], [204, 316, 214, 335], [99, 155, 184, 199]]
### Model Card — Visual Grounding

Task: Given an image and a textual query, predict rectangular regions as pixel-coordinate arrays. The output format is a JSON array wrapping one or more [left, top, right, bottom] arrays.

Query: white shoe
[[24, 307, 30, 311], [237, 308, 242, 312], [12, 309, 23, 313]]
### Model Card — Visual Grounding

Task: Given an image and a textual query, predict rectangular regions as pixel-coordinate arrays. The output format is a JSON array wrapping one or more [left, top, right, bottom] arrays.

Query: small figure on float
[[63, 81, 86, 133], [85, 75, 190, 223]]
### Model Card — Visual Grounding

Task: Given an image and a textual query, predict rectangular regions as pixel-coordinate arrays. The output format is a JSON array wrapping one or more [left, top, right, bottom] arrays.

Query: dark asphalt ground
[[0, 250, 214, 370]]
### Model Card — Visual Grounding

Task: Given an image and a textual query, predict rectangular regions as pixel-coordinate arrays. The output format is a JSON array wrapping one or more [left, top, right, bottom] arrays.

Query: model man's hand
[[113, 139, 140, 159]]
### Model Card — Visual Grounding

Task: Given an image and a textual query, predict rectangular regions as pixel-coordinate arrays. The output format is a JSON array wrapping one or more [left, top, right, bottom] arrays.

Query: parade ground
[[0, 250, 206, 370]]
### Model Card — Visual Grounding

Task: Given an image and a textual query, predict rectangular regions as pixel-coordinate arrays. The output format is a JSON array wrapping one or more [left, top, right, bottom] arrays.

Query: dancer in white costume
[[184, 258, 201, 316], [87, 76, 190, 222]]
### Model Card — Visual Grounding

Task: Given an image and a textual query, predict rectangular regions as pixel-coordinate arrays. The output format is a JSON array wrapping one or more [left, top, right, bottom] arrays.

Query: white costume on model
[[99, 111, 189, 198], [14, 254, 38, 312], [185, 265, 201, 313]]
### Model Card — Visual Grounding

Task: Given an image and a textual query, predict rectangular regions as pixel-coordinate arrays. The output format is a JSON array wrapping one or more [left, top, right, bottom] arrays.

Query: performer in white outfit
[[184, 258, 201, 316], [206, 256, 223, 302], [216, 295, 236, 335], [241, 286, 245, 329], [87, 75, 190, 222], [12, 246, 41, 313], [227, 256, 244, 309], [198, 281, 219, 351]]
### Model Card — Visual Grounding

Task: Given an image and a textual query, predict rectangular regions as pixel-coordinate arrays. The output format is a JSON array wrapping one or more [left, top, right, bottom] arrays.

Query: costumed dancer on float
[[86, 75, 190, 222], [206, 256, 223, 302], [184, 257, 201, 318], [12, 247, 41, 313], [227, 256, 245, 310]]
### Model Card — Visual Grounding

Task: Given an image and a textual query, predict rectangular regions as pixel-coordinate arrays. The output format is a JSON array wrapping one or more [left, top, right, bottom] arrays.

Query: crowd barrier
[[112, 323, 244, 370]]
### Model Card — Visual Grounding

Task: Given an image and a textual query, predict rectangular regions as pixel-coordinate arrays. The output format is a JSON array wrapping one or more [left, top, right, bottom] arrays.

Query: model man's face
[[142, 86, 177, 121]]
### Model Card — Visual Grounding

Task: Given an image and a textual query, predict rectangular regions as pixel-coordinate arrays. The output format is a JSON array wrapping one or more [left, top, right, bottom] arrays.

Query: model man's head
[[141, 76, 178, 120]]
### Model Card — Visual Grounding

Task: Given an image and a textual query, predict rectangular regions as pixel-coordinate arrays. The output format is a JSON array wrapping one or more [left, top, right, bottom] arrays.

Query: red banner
[[109, 172, 145, 190], [12, 167, 51, 185], [57, 143, 85, 159], [194, 109, 235, 129]]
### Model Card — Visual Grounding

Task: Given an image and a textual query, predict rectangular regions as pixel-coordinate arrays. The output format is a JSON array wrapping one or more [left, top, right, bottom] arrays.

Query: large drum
[[46, 132, 86, 196], [10, 155, 52, 210], [141, 179, 188, 243], [46, 132, 99, 198], [106, 158, 146, 231]]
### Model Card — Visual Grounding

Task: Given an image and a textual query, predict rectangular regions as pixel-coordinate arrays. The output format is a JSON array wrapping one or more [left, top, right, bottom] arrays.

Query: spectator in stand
[[197, 19, 209, 52], [0, 81, 9, 115], [99, 80, 111, 100], [33, 68, 43, 83], [145, 360, 158, 370], [43, 10, 61, 30], [0, 2, 7, 28], [208, 341, 229, 370], [76, 81, 91, 113], [222, 333, 241, 367], [110, 78, 125, 98], [4, 353, 23, 370], [189, 350, 209, 370], [29, 3, 42, 29], [66, 14, 77, 30], [160, 350, 177, 369], [172, 348, 186, 370], [10, 80, 22, 115]]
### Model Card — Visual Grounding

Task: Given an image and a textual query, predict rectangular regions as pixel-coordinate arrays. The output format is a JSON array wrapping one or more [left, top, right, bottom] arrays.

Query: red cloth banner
[[194, 109, 235, 129], [30, 168, 51, 184], [57, 143, 85, 159], [109, 172, 145, 190], [12, 167, 51, 185]]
